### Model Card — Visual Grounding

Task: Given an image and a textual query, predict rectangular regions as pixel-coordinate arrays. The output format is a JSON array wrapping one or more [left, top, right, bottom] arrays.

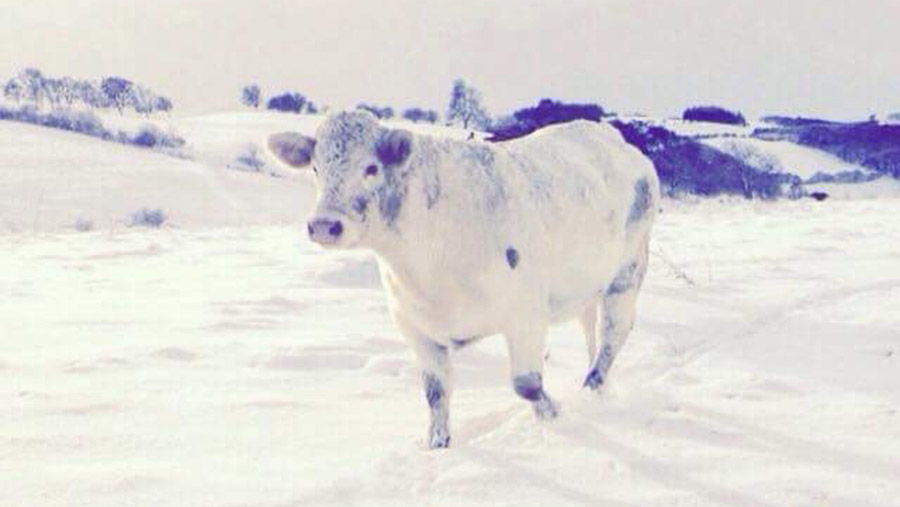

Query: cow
[[268, 111, 659, 448]]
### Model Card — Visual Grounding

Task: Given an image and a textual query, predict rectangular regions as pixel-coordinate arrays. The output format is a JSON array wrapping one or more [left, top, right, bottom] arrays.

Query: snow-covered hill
[[0, 118, 309, 234], [628, 116, 894, 194], [703, 137, 872, 180]]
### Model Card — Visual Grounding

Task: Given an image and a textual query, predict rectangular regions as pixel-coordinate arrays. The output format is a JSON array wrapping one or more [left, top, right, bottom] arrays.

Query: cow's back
[[497, 121, 659, 321]]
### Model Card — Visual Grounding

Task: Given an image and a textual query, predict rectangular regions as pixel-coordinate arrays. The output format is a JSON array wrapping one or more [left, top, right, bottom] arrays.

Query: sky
[[1, 0, 898, 120]]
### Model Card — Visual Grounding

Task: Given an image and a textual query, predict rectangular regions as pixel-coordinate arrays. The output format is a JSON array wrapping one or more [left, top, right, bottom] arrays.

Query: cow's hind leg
[[584, 246, 649, 390], [504, 321, 558, 419]]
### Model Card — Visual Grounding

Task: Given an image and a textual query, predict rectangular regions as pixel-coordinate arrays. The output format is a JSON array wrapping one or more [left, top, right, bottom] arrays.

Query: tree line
[[3, 68, 173, 115]]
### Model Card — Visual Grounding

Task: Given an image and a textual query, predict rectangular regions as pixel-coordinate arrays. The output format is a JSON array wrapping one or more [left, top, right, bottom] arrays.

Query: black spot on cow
[[506, 247, 519, 269], [627, 178, 652, 225]]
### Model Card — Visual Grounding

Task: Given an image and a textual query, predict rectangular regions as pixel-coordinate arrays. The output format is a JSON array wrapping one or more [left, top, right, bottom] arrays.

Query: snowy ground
[[2, 116, 899, 506], [2, 196, 899, 507]]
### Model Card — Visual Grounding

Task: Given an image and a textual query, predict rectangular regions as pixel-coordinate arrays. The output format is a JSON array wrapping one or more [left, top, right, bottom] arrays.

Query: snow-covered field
[[2, 116, 899, 507], [703, 137, 872, 180]]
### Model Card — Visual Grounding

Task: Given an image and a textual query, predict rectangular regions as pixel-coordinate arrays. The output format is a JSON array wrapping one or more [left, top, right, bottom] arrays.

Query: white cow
[[268, 111, 659, 448]]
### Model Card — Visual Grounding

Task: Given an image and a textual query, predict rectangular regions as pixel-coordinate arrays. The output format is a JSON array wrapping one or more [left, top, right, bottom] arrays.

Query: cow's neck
[[367, 169, 439, 297]]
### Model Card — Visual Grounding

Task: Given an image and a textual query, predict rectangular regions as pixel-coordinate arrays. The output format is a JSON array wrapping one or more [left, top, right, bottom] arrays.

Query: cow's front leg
[[504, 323, 558, 419], [409, 336, 452, 448]]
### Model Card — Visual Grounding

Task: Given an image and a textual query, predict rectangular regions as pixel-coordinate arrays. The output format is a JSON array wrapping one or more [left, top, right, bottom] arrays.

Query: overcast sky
[[2, 0, 897, 120]]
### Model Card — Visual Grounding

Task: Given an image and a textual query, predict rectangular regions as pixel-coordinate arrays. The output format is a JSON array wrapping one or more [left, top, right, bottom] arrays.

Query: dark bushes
[[131, 124, 186, 150], [487, 99, 604, 141], [357, 104, 394, 119], [683, 106, 746, 126], [0, 104, 185, 153], [760, 116, 835, 127], [267, 92, 317, 114]]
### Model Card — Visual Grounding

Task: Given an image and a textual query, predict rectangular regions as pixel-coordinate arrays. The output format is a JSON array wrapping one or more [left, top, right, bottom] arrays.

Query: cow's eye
[[364, 164, 379, 177]]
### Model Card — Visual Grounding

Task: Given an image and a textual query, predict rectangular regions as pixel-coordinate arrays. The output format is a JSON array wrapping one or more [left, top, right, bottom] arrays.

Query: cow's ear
[[376, 129, 412, 167], [267, 132, 316, 168]]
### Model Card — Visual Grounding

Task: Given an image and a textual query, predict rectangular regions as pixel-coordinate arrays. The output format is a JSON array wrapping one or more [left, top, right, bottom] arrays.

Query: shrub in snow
[[100, 77, 133, 113], [401, 107, 439, 123], [446, 79, 490, 130], [3, 79, 23, 103], [611, 120, 796, 199], [357, 103, 394, 120], [241, 84, 261, 108], [130, 208, 167, 228], [1, 104, 185, 156], [683, 106, 747, 126], [130, 124, 185, 150], [229, 144, 279, 176], [74, 218, 94, 232], [0, 105, 112, 139], [267, 92, 317, 114], [154, 97, 173, 114], [487, 99, 605, 142]]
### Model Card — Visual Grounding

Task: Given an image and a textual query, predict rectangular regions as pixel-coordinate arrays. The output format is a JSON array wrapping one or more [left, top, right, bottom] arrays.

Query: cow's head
[[268, 111, 413, 249]]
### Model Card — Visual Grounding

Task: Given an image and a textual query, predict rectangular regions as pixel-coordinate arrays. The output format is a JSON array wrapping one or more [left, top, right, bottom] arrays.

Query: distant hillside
[[753, 121, 900, 179]]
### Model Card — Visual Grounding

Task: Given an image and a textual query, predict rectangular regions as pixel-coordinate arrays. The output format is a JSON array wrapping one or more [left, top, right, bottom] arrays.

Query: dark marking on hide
[[606, 262, 637, 296], [602, 312, 617, 337], [424, 172, 442, 209], [513, 372, 545, 401], [376, 129, 412, 167], [352, 196, 369, 214], [464, 145, 506, 212], [451, 337, 478, 349], [423, 372, 445, 409], [584, 343, 614, 390], [506, 247, 519, 269], [583, 368, 604, 390], [372, 134, 415, 228], [627, 178, 652, 225], [379, 190, 404, 226]]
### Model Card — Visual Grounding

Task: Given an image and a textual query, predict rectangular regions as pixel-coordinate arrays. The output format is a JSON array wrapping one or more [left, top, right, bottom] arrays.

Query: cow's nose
[[307, 218, 343, 244]]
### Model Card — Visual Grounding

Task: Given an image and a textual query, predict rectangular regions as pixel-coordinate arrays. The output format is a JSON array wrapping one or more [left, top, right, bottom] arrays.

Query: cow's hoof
[[583, 368, 604, 391], [428, 425, 451, 449], [534, 396, 559, 420]]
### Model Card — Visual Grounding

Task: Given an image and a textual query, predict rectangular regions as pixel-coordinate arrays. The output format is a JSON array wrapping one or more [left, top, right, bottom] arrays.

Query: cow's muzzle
[[307, 218, 344, 245]]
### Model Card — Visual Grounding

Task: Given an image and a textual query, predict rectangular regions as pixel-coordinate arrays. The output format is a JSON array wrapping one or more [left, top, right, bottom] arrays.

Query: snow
[[2, 115, 900, 506], [0, 119, 311, 234], [649, 117, 757, 138], [804, 177, 900, 199], [703, 137, 871, 180]]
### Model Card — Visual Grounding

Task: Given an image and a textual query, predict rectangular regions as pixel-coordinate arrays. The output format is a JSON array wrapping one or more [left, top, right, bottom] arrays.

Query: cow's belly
[[544, 253, 617, 323], [381, 239, 622, 341], [380, 262, 513, 342]]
